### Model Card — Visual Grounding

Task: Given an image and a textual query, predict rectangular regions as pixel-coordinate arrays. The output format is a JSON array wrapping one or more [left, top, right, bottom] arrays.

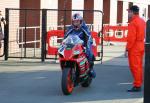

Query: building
[[1, 0, 150, 24], [0, 0, 150, 24], [0, 0, 150, 55]]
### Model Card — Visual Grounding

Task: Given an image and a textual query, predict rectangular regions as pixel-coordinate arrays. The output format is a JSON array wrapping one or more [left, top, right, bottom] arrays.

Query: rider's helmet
[[72, 13, 83, 29]]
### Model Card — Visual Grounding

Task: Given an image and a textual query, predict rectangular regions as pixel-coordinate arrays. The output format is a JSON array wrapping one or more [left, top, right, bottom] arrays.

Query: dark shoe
[[89, 61, 94, 70], [89, 69, 96, 78], [127, 86, 141, 92], [92, 55, 96, 61]]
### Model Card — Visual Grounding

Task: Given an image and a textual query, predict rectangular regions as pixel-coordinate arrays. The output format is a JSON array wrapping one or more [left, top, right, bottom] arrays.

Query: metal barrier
[[103, 25, 128, 43], [45, 9, 103, 61], [16, 26, 41, 58], [46, 30, 102, 61], [3, 8, 42, 60], [4, 8, 103, 62], [102, 24, 128, 58]]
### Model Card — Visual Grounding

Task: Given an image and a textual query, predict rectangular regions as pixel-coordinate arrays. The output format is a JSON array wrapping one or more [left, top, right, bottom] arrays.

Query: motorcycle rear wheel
[[61, 68, 74, 95]]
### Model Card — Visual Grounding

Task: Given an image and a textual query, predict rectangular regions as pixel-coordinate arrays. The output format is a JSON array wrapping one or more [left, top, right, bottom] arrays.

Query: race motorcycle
[[58, 34, 93, 95]]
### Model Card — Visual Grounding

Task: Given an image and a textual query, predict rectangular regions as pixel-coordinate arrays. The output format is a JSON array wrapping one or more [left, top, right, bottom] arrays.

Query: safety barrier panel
[[103, 25, 128, 42], [47, 30, 64, 56], [47, 30, 101, 57]]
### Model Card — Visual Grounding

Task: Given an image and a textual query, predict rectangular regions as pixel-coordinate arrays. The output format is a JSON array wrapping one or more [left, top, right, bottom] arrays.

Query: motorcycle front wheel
[[61, 68, 74, 95]]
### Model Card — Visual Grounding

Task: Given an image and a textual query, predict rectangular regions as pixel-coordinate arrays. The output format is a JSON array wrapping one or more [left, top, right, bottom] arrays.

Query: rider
[[64, 13, 96, 78]]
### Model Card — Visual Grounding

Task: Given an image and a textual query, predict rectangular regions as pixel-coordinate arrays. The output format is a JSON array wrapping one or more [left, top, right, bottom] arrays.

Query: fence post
[[4, 8, 9, 60], [144, 19, 150, 103], [101, 12, 104, 64], [41, 9, 47, 62]]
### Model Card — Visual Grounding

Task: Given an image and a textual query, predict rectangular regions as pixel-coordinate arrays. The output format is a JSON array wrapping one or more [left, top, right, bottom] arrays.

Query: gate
[[45, 9, 103, 61], [4, 8, 44, 61], [4, 8, 103, 62]]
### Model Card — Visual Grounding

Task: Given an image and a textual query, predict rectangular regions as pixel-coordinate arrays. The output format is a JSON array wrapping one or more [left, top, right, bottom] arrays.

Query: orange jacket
[[126, 15, 146, 52]]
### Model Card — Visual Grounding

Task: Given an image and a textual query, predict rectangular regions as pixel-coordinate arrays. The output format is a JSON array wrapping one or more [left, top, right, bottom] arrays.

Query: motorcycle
[[58, 34, 93, 95]]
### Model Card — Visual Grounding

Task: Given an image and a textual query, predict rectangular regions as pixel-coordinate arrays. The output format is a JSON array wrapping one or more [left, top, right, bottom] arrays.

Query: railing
[[47, 24, 100, 31], [16, 26, 41, 57]]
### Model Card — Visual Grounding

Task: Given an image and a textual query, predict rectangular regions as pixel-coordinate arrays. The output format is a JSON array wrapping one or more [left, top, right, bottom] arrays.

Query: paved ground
[[0, 45, 143, 103]]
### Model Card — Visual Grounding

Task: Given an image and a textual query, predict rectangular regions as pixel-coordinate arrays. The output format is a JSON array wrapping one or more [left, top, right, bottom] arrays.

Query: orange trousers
[[128, 51, 144, 87]]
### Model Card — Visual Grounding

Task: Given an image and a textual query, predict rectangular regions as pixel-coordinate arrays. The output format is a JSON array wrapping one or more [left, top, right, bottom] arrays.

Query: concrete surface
[[0, 45, 143, 103]]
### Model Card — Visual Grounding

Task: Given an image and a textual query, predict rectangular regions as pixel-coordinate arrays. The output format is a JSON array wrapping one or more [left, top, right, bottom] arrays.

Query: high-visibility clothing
[[126, 15, 146, 87]]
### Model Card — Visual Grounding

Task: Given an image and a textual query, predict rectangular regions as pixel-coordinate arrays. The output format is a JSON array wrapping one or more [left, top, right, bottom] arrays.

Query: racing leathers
[[64, 21, 94, 63]]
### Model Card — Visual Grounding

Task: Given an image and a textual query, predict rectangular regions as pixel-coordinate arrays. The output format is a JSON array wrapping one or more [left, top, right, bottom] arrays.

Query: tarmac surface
[[0, 45, 143, 103]]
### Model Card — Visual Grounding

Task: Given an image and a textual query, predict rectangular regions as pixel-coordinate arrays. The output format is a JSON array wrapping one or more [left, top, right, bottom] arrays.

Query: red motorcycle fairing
[[59, 43, 90, 77], [59, 34, 93, 95]]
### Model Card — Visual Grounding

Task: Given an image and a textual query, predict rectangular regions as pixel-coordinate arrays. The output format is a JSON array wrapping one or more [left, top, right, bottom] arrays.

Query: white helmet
[[72, 13, 83, 28]]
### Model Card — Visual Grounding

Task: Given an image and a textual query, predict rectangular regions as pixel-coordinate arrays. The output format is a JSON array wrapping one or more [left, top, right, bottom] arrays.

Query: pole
[[144, 19, 150, 103], [41, 9, 47, 62]]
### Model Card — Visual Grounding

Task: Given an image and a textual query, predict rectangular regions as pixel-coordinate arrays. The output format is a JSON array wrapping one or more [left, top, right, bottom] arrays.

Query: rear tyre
[[61, 68, 74, 95]]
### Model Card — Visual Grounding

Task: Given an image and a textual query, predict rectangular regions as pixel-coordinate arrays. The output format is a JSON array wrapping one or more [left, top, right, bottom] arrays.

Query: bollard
[[144, 19, 150, 103]]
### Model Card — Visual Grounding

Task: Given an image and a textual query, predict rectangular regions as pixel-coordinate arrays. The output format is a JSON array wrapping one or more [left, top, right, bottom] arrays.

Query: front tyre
[[61, 68, 74, 95]]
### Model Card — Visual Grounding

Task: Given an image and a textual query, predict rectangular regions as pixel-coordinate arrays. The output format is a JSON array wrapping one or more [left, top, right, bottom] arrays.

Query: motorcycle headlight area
[[73, 50, 80, 59], [73, 50, 80, 55]]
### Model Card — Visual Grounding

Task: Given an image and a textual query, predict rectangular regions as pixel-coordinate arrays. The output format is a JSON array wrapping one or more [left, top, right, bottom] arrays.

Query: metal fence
[[45, 9, 104, 61], [3, 8, 103, 62], [4, 9, 42, 60]]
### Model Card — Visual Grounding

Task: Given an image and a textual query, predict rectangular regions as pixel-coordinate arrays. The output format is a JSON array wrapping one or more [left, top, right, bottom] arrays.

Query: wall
[[0, 0, 19, 53], [110, 0, 117, 25], [0, 0, 19, 16], [84, 0, 94, 24], [20, 0, 40, 48], [94, 0, 103, 32], [58, 0, 72, 28], [122, 1, 128, 24], [117, 1, 123, 23], [41, 0, 58, 30], [133, 2, 148, 21], [103, 0, 110, 24], [72, 0, 84, 16]]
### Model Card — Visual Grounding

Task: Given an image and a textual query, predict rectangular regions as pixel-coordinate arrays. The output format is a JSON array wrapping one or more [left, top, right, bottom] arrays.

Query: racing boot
[[89, 61, 96, 78]]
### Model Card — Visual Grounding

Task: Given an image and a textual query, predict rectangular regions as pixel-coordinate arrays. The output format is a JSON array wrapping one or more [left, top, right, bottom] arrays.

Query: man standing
[[125, 5, 146, 92]]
